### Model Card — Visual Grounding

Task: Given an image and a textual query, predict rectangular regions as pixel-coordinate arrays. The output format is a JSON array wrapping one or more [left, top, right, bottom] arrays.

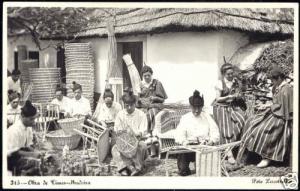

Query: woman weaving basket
[[236, 67, 293, 168], [7, 100, 43, 176], [175, 90, 220, 176], [111, 89, 148, 176]]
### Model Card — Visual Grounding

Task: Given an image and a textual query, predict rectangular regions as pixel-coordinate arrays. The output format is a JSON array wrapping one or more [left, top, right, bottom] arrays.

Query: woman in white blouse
[[7, 90, 21, 128], [175, 90, 220, 176]]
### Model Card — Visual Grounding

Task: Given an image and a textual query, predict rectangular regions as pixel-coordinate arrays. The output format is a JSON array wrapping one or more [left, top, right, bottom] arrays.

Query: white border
[[2, 2, 299, 189]]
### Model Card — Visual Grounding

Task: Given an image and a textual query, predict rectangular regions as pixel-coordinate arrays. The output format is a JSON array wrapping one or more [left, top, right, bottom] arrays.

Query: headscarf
[[122, 88, 137, 104], [21, 100, 37, 117], [72, 81, 82, 92], [270, 66, 285, 79], [189, 90, 204, 107], [103, 89, 114, 100], [220, 63, 234, 75], [12, 69, 21, 76], [141, 65, 153, 75], [8, 91, 20, 102]]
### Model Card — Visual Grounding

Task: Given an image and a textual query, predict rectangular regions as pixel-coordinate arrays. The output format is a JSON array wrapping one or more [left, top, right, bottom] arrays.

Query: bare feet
[[257, 159, 271, 168]]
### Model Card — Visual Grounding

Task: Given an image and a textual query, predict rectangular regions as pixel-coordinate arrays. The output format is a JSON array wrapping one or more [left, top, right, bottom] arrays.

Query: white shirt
[[175, 111, 220, 145], [7, 104, 21, 125], [7, 76, 21, 94], [7, 120, 34, 156], [215, 78, 233, 92], [114, 109, 148, 136], [50, 96, 71, 114], [93, 101, 122, 123], [69, 96, 92, 117]]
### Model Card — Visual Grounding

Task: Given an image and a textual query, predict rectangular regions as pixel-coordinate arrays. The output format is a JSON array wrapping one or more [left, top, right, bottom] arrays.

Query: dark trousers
[[177, 153, 195, 175]]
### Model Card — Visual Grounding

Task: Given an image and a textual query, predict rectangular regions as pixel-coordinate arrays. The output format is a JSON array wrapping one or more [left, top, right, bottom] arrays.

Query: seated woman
[[69, 82, 92, 119], [93, 88, 122, 128], [7, 100, 43, 176], [212, 63, 246, 164], [50, 86, 71, 118], [111, 89, 148, 176], [7, 90, 21, 128], [236, 67, 293, 168], [138, 65, 168, 156], [175, 90, 220, 176]]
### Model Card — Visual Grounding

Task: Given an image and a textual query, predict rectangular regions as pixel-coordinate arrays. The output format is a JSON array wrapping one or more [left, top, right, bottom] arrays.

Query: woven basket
[[46, 130, 81, 150], [116, 130, 139, 158], [58, 117, 85, 135]]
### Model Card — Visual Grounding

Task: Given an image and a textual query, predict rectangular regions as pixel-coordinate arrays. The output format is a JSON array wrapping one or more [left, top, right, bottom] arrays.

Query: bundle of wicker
[[45, 129, 81, 150], [58, 117, 85, 135], [253, 39, 293, 76]]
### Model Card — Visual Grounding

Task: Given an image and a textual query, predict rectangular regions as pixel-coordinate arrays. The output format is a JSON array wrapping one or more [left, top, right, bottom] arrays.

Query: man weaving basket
[[174, 90, 220, 176], [111, 89, 148, 176]]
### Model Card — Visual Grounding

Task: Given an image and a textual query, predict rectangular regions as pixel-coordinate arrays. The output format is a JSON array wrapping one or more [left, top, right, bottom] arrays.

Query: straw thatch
[[78, 8, 294, 38]]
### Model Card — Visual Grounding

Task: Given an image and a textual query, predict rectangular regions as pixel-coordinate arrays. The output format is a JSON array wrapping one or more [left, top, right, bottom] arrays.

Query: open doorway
[[118, 41, 143, 89]]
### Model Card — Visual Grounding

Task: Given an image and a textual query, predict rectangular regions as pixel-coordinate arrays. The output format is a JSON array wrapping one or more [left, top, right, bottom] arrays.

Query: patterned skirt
[[213, 104, 245, 144], [237, 109, 292, 162]]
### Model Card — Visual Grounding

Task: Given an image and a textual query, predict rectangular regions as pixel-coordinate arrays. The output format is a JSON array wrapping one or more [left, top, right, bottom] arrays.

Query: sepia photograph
[[2, 2, 298, 189]]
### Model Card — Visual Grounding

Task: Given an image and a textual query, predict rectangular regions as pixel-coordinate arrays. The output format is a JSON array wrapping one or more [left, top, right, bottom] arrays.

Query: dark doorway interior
[[57, 46, 66, 84], [28, 51, 39, 63], [120, 41, 143, 89], [14, 51, 18, 70]]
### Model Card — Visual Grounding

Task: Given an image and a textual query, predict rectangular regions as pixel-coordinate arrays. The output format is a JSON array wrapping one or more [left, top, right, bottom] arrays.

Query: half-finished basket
[[58, 117, 85, 135], [116, 130, 139, 158], [46, 130, 81, 150]]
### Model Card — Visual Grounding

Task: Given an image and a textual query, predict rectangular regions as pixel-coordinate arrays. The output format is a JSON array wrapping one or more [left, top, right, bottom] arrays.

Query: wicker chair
[[154, 108, 191, 158], [73, 119, 110, 164]]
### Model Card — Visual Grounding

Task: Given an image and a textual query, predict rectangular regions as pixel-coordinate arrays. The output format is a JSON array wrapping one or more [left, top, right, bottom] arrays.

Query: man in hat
[[7, 69, 22, 95], [175, 90, 220, 176], [7, 100, 43, 175], [69, 82, 92, 118], [111, 89, 148, 176]]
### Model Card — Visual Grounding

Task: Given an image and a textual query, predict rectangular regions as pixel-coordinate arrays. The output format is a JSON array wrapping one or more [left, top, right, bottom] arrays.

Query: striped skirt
[[237, 110, 292, 162], [213, 105, 245, 144]]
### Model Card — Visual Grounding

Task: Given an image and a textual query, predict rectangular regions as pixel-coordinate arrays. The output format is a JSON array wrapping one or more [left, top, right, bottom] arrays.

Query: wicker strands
[[58, 117, 85, 135], [116, 129, 139, 158], [65, 43, 95, 109], [46, 129, 81, 150], [29, 68, 61, 103], [20, 59, 39, 84]]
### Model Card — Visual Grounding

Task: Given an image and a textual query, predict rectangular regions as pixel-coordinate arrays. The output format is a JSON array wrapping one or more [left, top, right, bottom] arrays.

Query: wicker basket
[[116, 130, 139, 158], [58, 117, 85, 135], [46, 130, 81, 150]]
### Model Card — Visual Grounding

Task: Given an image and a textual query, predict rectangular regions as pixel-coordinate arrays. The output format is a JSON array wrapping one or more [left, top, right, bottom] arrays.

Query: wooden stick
[[73, 129, 98, 141]]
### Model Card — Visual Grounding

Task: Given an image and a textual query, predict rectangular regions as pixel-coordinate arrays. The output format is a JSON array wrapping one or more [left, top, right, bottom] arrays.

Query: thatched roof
[[77, 8, 294, 38]]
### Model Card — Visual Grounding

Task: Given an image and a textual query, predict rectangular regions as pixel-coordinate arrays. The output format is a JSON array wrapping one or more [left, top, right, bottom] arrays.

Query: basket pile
[[65, 43, 95, 109], [20, 59, 38, 84], [46, 129, 81, 150], [58, 117, 85, 136], [29, 68, 61, 103]]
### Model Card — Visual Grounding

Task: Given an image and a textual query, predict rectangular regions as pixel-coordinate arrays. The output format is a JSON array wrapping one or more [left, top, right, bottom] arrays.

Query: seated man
[[111, 89, 148, 176], [7, 90, 22, 128], [8, 69, 22, 95], [69, 82, 92, 119], [7, 100, 43, 176], [93, 88, 122, 128], [50, 86, 71, 119], [174, 90, 220, 176]]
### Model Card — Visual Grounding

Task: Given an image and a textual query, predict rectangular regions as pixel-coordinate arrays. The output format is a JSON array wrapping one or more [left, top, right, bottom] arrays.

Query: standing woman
[[212, 63, 246, 164], [7, 91, 22, 128], [236, 68, 293, 168], [138, 65, 168, 157]]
